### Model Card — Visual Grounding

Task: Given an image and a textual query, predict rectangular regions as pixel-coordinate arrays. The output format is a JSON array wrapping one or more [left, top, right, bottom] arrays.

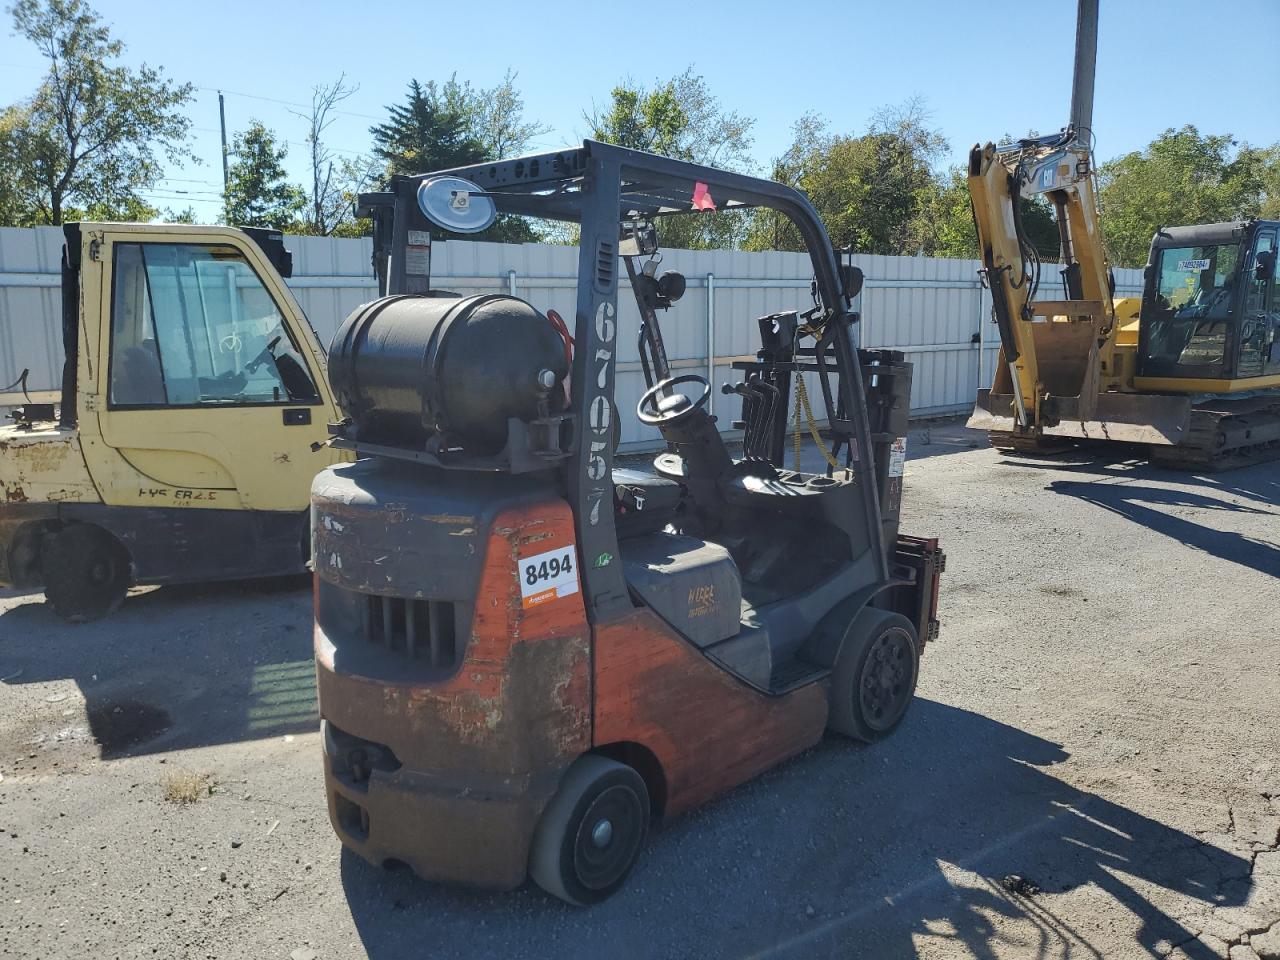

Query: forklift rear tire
[[827, 609, 919, 743], [42, 524, 131, 623], [529, 754, 649, 906]]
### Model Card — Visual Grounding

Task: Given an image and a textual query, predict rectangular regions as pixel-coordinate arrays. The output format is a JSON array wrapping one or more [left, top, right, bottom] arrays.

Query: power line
[[191, 123, 367, 158], [194, 84, 384, 123], [138, 189, 224, 200]]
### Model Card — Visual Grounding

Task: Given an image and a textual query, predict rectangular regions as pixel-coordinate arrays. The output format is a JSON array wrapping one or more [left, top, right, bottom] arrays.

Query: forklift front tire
[[42, 524, 131, 623], [529, 755, 650, 906], [827, 609, 920, 743]]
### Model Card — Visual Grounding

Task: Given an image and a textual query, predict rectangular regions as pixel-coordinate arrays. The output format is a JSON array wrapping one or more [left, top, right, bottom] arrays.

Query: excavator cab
[[1137, 219, 1280, 384], [311, 140, 944, 904]]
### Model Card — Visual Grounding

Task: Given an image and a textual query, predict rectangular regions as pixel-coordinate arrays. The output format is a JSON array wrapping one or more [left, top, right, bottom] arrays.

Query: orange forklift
[[310, 141, 944, 904]]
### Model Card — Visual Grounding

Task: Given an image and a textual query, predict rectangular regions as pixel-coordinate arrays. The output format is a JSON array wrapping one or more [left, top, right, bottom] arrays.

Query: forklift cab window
[[1143, 243, 1240, 374], [109, 242, 319, 407]]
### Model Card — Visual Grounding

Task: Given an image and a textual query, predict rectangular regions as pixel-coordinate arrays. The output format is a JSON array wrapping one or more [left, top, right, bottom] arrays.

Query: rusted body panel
[[0, 424, 98, 508], [592, 608, 830, 818], [0, 425, 98, 585], [315, 491, 591, 888]]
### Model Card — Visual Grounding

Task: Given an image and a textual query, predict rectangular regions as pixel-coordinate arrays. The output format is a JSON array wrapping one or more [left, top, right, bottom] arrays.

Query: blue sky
[[2, 0, 1277, 223]]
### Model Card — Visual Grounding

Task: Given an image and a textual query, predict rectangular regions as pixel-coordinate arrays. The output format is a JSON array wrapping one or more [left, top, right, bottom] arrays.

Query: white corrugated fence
[[0, 227, 1143, 445]]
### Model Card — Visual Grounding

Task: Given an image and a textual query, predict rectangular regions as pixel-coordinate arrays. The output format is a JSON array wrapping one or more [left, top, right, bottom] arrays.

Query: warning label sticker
[[519, 544, 580, 609], [888, 437, 907, 478], [406, 243, 431, 276]]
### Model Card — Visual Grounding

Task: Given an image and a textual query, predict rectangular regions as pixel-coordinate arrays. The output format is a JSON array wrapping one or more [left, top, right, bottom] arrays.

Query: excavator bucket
[[970, 390, 1193, 446], [968, 389, 1018, 434], [969, 316, 1192, 447]]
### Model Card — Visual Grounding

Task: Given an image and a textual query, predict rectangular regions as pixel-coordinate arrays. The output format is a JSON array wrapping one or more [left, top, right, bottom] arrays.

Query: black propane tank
[[328, 294, 569, 455]]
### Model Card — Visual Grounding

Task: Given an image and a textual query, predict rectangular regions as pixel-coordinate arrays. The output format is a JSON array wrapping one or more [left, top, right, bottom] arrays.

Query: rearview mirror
[[1256, 249, 1275, 282], [840, 263, 864, 299]]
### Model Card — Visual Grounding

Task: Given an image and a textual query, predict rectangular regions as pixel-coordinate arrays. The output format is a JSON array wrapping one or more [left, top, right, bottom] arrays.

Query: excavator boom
[[966, 132, 1191, 447]]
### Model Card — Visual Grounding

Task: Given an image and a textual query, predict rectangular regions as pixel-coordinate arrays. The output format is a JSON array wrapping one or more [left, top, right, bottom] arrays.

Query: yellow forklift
[[0, 223, 342, 620], [967, 0, 1280, 468]]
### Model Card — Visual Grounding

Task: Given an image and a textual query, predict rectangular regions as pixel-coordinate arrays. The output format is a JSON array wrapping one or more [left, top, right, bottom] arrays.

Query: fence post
[[975, 273, 985, 390], [706, 272, 716, 414], [507, 269, 517, 296]]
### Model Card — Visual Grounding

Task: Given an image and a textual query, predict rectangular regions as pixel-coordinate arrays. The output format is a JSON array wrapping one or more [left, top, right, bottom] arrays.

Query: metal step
[[768, 658, 828, 695]]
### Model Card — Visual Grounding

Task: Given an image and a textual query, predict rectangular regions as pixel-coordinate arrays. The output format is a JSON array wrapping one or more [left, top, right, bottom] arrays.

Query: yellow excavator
[[0, 222, 343, 620], [967, 0, 1280, 469]]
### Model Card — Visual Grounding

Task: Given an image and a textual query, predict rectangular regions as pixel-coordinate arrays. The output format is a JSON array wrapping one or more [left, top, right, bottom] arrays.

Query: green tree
[[163, 205, 198, 224], [371, 76, 544, 243], [1231, 141, 1280, 221], [745, 100, 947, 256], [370, 78, 486, 178], [925, 167, 981, 259], [472, 69, 550, 160], [2, 0, 194, 225], [589, 83, 687, 156], [0, 103, 44, 225], [224, 121, 306, 230], [925, 165, 1060, 262], [586, 69, 756, 249], [1098, 126, 1267, 267]]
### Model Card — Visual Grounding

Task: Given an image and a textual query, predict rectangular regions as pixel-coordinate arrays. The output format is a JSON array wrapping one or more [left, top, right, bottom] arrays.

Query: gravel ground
[[1, 422, 1278, 960]]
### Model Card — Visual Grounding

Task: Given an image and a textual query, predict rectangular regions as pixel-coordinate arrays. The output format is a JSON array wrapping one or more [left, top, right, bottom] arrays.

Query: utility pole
[[1069, 0, 1099, 148], [218, 91, 230, 217]]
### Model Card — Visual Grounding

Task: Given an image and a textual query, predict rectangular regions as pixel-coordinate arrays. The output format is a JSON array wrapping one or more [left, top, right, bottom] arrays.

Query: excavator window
[[108, 242, 319, 408], [1244, 232, 1278, 376], [1143, 242, 1241, 374]]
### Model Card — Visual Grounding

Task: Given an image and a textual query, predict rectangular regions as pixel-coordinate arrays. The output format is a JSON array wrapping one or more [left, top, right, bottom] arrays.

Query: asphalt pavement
[[2, 422, 1278, 959]]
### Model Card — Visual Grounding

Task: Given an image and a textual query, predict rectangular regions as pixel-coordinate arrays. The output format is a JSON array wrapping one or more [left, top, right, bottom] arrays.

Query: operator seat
[[612, 466, 686, 539]]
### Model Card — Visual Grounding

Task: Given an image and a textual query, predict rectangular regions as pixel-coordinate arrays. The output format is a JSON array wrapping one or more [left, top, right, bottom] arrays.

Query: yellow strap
[[792, 381, 803, 471], [793, 374, 845, 472]]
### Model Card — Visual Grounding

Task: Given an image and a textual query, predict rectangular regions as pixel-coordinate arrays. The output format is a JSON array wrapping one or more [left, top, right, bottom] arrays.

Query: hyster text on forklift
[[0, 223, 342, 620], [310, 141, 945, 905]]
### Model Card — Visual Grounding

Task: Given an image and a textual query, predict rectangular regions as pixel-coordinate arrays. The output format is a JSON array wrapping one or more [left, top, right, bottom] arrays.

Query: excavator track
[[1146, 396, 1280, 471], [987, 395, 1280, 470], [987, 432, 1077, 456]]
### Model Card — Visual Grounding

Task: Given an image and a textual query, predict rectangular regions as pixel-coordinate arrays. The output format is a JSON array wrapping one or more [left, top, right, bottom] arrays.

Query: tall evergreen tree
[[370, 78, 542, 242], [370, 79, 486, 178]]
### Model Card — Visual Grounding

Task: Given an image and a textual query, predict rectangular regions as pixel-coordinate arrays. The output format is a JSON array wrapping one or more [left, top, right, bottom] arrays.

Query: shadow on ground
[[994, 451, 1280, 577], [0, 574, 315, 757], [338, 699, 1251, 960]]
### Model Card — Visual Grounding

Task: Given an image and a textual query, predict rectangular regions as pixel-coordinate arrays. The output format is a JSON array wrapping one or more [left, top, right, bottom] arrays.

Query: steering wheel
[[219, 333, 243, 354], [245, 335, 282, 373], [637, 374, 712, 427]]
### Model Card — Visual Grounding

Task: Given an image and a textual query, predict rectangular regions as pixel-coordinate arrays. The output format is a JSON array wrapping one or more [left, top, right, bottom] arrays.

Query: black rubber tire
[[827, 609, 920, 743], [42, 524, 131, 623], [529, 755, 649, 906]]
